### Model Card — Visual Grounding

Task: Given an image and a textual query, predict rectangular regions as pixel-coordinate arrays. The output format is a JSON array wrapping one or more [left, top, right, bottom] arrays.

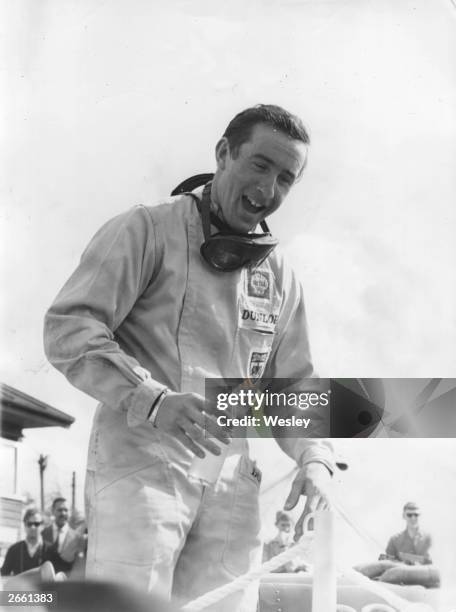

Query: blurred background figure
[[1, 508, 45, 576], [41, 498, 86, 576], [262, 511, 309, 573], [354, 501, 440, 587], [383, 501, 432, 565]]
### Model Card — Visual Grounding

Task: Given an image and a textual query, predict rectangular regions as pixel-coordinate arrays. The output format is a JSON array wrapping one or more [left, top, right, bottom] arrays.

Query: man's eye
[[278, 175, 293, 187], [253, 162, 267, 171]]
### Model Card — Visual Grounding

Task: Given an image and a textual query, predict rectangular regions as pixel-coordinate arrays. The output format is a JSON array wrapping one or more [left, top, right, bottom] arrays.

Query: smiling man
[[212, 120, 307, 232], [44, 104, 340, 611]]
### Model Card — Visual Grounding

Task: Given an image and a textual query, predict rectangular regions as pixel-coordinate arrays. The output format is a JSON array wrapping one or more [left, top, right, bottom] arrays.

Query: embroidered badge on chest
[[249, 351, 269, 380], [247, 269, 271, 300], [238, 267, 281, 334]]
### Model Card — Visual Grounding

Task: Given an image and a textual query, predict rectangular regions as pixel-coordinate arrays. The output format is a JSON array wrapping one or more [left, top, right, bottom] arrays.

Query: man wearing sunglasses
[[1, 508, 45, 576], [355, 501, 440, 587], [44, 104, 341, 611], [384, 501, 432, 565]]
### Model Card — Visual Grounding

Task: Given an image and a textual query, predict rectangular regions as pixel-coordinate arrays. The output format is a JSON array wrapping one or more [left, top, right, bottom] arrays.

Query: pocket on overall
[[221, 455, 263, 576]]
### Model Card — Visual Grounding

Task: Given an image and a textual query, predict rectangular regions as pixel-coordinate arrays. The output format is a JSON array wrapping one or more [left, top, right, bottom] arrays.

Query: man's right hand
[[153, 391, 231, 458]]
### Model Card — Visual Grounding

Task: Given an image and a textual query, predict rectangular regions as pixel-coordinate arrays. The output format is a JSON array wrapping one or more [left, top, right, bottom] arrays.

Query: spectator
[[263, 511, 310, 573], [382, 501, 432, 565], [355, 502, 440, 587], [263, 511, 295, 572], [41, 498, 85, 575], [1, 508, 46, 576]]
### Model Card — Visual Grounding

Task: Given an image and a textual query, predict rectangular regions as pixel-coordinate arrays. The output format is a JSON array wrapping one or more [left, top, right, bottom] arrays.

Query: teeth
[[245, 196, 262, 209]]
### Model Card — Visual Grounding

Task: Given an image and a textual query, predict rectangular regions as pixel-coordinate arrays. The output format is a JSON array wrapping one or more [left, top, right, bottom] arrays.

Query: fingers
[[175, 429, 206, 459], [175, 425, 223, 459], [316, 496, 329, 511], [293, 494, 327, 542], [284, 471, 305, 511], [184, 422, 223, 456], [190, 407, 231, 444], [156, 392, 232, 457], [294, 511, 306, 542]]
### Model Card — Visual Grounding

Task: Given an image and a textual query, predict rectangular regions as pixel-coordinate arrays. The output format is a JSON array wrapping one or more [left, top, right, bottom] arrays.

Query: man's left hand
[[283, 462, 332, 542]]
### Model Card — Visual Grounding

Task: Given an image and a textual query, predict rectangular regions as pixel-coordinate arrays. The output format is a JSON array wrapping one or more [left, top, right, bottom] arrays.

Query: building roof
[[0, 383, 75, 441]]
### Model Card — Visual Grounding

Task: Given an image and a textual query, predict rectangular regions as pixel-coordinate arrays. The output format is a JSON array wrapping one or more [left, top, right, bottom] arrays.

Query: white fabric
[[44, 191, 336, 609]]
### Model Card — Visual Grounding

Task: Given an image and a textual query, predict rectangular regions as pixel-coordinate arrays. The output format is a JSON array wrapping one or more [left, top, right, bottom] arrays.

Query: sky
[[1, 0, 456, 587]]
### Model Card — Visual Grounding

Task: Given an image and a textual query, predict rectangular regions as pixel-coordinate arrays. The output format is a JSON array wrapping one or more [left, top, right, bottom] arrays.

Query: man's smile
[[241, 194, 267, 215]]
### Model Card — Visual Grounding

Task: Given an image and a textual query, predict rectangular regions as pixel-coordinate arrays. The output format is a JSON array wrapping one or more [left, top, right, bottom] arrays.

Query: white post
[[312, 510, 337, 612]]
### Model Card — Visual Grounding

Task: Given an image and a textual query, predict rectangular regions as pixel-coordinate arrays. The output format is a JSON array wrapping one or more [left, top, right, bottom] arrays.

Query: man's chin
[[232, 217, 261, 234]]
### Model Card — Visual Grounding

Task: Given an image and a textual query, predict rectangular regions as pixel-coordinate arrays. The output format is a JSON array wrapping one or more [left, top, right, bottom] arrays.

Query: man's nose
[[257, 175, 276, 199]]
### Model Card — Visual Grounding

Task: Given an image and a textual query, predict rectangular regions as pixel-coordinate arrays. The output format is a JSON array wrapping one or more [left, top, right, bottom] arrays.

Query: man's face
[[54, 501, 69, 528], [25, 513, 43, 543], [404, 509, 420, 528], [213, 123, 308, 233], [277, 518, 292, 533]]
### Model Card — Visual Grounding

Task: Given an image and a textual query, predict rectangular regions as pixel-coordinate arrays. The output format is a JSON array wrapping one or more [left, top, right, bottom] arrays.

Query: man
[[44, 104, 341, 611], [383, 501, 432, 565], [1, 508, 46, 576], [41, 498, 85, 575], [262, 511, 309, 573], [354, 502, 439, 587]]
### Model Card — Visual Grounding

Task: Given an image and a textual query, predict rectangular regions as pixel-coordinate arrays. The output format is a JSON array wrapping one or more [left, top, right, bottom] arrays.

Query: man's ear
[[215, 137, 230, 170]]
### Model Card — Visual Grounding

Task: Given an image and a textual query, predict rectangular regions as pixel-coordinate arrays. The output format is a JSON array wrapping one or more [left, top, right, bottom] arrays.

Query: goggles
[[191, 181, 278, 272], [200, 232, 278, 272]]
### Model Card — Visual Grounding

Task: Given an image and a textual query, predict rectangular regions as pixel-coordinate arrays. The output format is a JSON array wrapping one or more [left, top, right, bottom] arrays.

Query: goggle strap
[[200, 183, 213, 240], [185, 191, 212, 241], [188, 181, 271, 237]]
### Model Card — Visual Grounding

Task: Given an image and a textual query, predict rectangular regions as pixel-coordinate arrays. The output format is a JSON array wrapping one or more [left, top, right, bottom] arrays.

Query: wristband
[[147, 388, 168, 426], [301, 459, 334, 477]]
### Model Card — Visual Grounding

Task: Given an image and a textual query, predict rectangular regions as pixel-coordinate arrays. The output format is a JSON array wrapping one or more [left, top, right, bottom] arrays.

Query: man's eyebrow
[[251, 154, 296, 180]]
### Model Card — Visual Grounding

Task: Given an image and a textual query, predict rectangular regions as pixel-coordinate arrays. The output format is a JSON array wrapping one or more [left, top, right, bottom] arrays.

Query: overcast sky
[[1, 0, 456, 584]]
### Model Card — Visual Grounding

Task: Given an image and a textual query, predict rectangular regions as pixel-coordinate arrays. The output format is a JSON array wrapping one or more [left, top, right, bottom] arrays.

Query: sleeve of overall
[[43, 206, 166, 426], [264, 264, 337, 474]]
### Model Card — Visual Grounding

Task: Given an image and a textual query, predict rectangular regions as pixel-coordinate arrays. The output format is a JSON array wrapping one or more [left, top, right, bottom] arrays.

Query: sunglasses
[[406, 513, 419, 518], [26, 521, 43, 527]]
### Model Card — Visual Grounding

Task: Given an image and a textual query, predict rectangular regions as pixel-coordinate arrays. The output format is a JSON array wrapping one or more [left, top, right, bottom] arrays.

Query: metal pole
[[38, 454, 48, 512], [71, 471, 76, 513]]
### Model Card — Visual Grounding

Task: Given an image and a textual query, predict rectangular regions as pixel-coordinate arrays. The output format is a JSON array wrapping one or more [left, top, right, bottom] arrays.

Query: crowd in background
[[0, 497, 87, 579]]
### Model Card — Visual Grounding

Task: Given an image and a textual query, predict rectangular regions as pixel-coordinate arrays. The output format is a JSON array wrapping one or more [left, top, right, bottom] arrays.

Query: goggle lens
[[202, 237, 276, 272]]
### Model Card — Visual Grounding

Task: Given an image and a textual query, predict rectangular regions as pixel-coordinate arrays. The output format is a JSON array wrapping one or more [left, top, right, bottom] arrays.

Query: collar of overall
[[197, 181, 279, 271]]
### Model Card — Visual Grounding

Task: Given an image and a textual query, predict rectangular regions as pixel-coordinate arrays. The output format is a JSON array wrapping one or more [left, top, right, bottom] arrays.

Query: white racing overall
[[44, 192, 336, 611]]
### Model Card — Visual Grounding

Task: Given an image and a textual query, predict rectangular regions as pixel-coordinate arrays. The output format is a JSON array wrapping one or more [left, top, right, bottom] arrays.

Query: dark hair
[[52, 497, 67, 511], [275, 510, 292, 524], [223, 104, 310, 157], [23, 507, 41, 524], [403, 501, 420, 512]]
